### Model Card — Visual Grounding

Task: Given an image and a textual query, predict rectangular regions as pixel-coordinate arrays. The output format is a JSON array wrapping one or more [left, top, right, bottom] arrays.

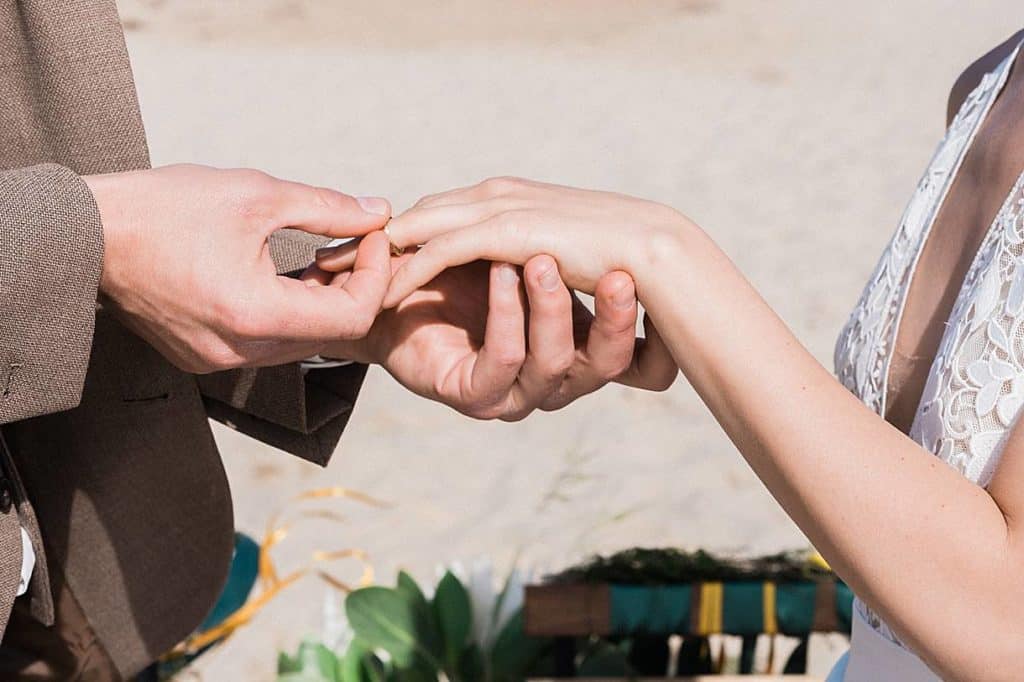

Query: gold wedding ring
[[384, 222, 404, 256]]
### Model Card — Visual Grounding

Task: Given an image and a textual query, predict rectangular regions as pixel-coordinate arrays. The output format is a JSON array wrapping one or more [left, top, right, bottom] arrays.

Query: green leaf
[[278, 650, 302, 674], [392, 659, 438, 682], [276, 667, 331, 679], [396, 571, 428, 611], [432, 571, 472, 674], [395, 572, 444, 669], [277, 641, 341, 681], [489, 610, 551, 681], [340, 640, 380, 682], [346, 587, 444, 670], [576, 639, 631, 678], [457, 644, 485, 682]]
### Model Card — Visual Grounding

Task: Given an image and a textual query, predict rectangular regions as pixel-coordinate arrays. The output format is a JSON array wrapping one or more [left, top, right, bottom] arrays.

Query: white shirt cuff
[[17, 526, 34, 597]]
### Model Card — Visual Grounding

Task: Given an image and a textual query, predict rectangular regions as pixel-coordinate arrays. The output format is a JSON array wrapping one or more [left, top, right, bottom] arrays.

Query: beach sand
[[116, 1, 1021, 677]]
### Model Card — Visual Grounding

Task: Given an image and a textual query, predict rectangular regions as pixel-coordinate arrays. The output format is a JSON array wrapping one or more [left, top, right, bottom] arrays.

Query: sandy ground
[[114, 1, 1023, 678]]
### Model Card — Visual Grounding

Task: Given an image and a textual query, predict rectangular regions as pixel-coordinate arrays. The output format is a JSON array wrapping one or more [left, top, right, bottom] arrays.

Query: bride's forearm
[[633, 224, 1020, 678]]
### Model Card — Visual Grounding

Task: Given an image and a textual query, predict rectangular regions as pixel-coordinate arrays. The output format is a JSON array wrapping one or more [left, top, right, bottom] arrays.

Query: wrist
[[627, 208, 698, 289], [83, 171, 133, 300]]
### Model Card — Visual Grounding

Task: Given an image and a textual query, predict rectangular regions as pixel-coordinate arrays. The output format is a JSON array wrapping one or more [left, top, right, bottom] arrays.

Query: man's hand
[[305, 252, 676, 421], [85, 164, 393, 373]]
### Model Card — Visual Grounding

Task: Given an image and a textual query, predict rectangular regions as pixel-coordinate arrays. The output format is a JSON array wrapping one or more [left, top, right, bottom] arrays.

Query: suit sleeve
[[197, 229, 369, 465], [0, 164, 104, 424]]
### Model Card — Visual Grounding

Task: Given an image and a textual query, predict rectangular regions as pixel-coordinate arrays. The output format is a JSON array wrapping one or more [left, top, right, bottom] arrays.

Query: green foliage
[[432, 571, 472, 671], [551, 547, 834, 585], [346, 586, 443, 670], [280, 570, 553, 682], [277, 640, 343, 682], [489, 611, 548, 682]]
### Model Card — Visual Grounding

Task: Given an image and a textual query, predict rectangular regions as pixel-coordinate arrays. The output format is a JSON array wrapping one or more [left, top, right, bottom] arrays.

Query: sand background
[[114, 1, 1023, 678]]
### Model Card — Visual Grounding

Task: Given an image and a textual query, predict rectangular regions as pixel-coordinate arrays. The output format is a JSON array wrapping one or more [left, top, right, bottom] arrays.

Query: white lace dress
[[831, 40, 1024, 679]]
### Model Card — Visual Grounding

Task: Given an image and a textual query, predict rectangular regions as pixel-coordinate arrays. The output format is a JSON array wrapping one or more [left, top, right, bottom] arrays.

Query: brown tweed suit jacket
[[0, 1, 366, 676]]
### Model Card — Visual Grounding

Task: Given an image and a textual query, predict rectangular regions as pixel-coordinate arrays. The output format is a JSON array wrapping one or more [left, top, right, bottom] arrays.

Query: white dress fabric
[[831, 40, 1024, 679]]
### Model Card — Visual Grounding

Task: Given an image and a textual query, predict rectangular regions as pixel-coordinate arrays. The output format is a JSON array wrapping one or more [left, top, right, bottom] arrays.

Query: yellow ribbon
[[807, 550, 831, 572], [762, 581, 778, 635], [165, 486, 390, 658], [697, 581, 723, 635]]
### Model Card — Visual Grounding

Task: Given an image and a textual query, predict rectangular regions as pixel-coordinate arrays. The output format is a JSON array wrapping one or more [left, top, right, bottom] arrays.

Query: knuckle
[[216, 298, 271, 339], [600, 356, 633, 381], [197, 340, 242, 372], [235, 167, 272, 185], [549, 350, 576, 376], [493, 347, 526, 369], [540, 396, 570, 412], [231, 311, 268, 339], [346, 308, 377, 338], [311, 185, 340, 210], [479, 176, 523, 197], [413, 191, 442, 208], [499, 408, 530, 423], [465, 401, 503, 421]]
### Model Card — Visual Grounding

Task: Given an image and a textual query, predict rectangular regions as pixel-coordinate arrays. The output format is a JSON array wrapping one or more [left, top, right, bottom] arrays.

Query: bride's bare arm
[[318, 178, 1024, 680]]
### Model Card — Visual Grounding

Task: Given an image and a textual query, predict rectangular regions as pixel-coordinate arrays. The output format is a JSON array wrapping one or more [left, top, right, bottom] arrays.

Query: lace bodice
[[833, 42, 1024, 645]]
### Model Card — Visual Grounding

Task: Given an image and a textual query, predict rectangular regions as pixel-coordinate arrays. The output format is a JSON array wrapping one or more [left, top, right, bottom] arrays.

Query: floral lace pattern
[[833, 44, 1023, 646], [834, 56, 1013, 415]]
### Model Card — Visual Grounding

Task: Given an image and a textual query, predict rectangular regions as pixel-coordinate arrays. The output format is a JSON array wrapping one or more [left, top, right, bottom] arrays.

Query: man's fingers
[[269, 178, 391, 238], [511, 256, 576, 413], [315, 238, 361, 271], [586, 272, 639, 377], [261, 230, 392, 339], [299, 262, 334, 286], [617, 313, 679, 391], [315, 201, 505, 273], [466, 262, 527, 413], [538, 271, 638, 410]]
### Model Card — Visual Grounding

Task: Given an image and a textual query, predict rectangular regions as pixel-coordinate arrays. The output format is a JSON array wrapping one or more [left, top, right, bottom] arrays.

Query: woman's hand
[[314, 177, 694, 307]]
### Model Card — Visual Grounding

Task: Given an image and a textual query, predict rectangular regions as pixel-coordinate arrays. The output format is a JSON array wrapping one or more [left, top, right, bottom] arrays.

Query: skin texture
[[306, 252, 677, 420], [90, 163, 675, 420], [312, 35, 1024, 675], [88, 164, 393, 373]]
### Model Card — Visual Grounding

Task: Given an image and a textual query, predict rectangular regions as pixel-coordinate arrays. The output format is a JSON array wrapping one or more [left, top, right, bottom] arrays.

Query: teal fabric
[[722, 582, 765, 633], [200, 532, 260, 632], [836, 582, 854, 633], [775, 582, 817, 633], [610, 585, 689, 635], [608, 580, 854, 636]]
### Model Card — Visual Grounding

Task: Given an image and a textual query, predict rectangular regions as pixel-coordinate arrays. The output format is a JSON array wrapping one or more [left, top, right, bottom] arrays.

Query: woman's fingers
[[384, 215, 559, 307], [315, 200, 516, 273]]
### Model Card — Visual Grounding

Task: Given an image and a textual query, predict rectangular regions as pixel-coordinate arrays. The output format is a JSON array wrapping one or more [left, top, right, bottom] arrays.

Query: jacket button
[[0, 480, 12, 514]]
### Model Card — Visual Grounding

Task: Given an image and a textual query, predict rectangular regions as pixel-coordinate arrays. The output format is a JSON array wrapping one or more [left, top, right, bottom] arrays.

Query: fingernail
[[497, 263, 518, 285], [356, 196, 390, 216], [612, 284, 634, 309], [315, 246, 338, 260], [538, 266, 560, 291]]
